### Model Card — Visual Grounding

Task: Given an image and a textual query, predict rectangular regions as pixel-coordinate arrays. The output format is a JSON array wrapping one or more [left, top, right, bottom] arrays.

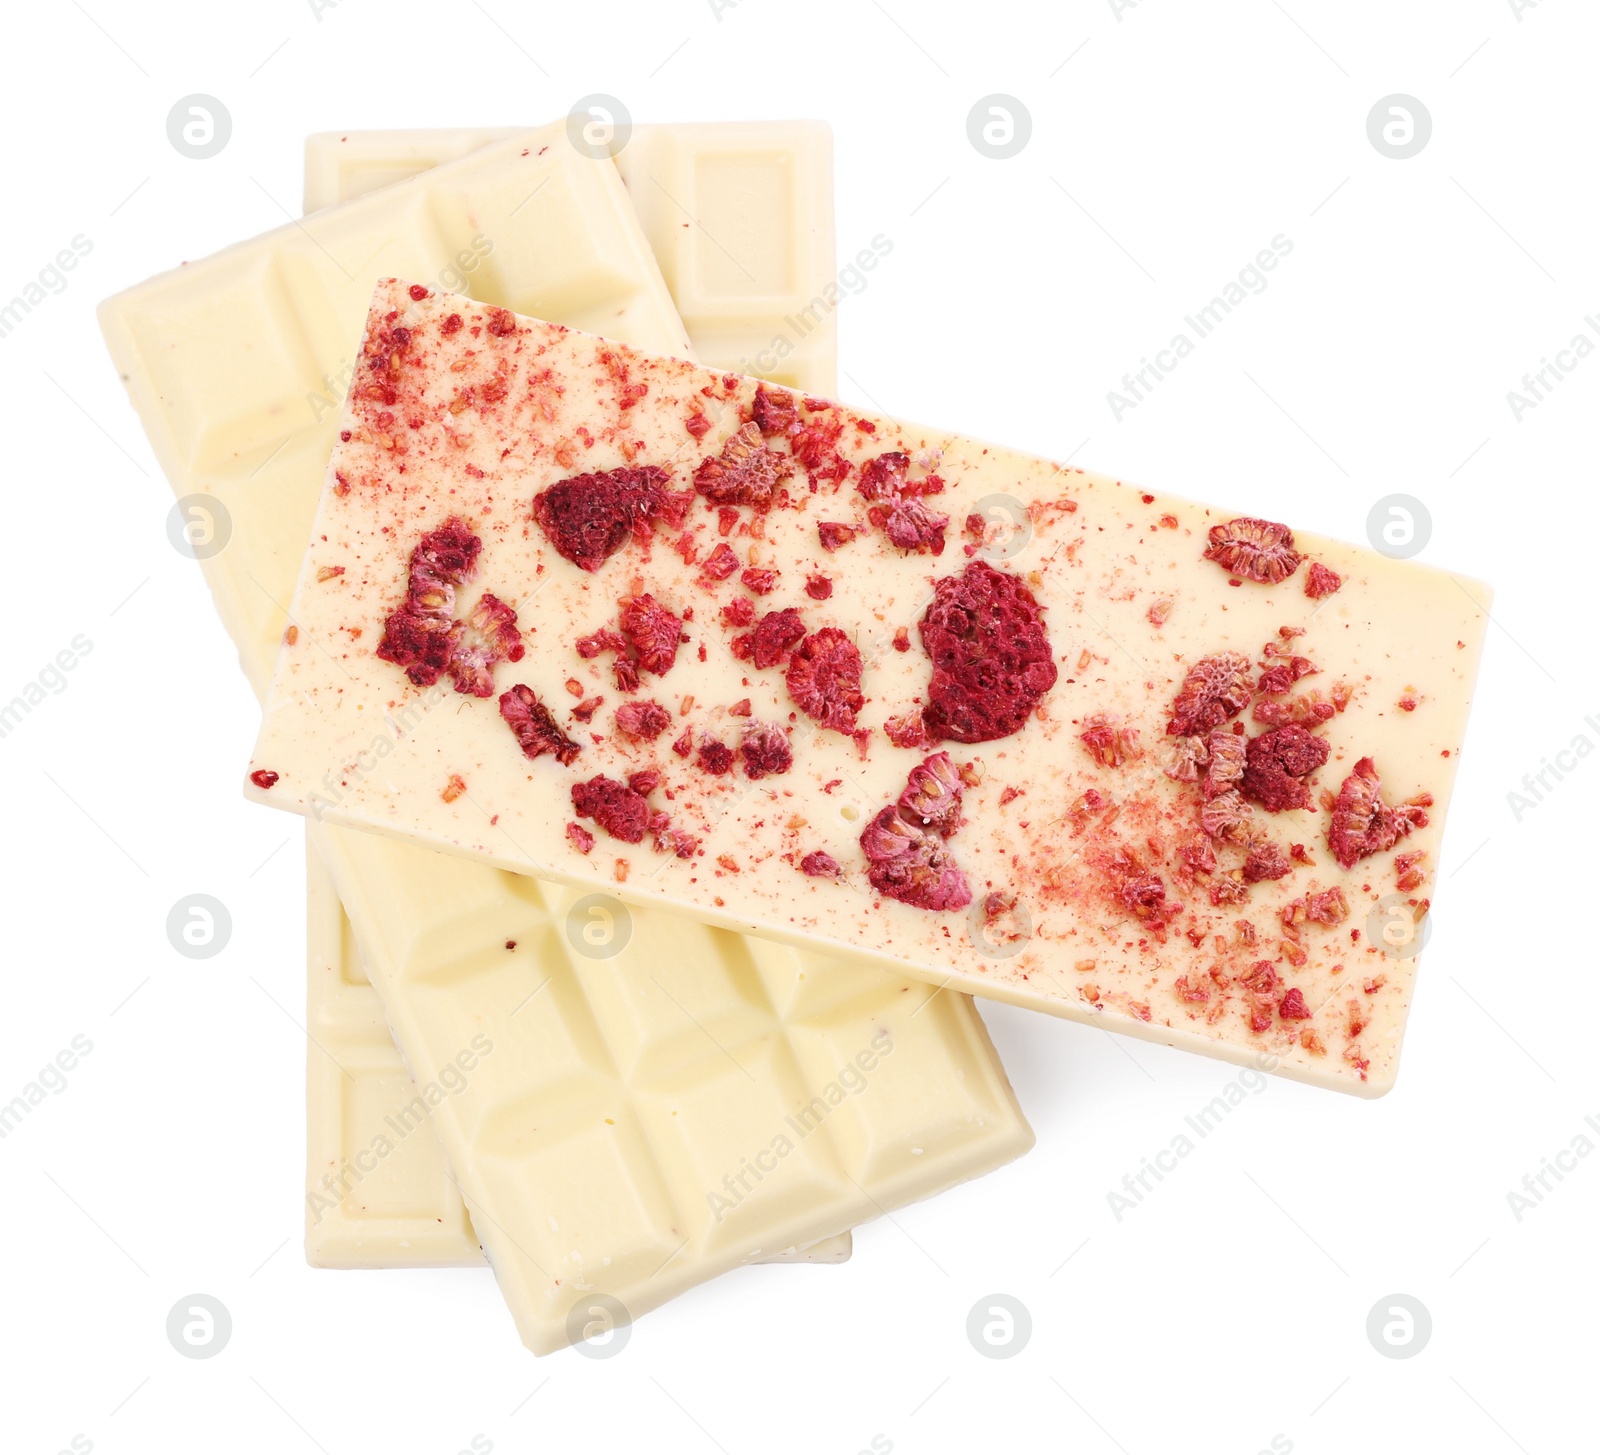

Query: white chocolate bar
[[100, 123, 1032, 1346], [303, 124, 836, 393], [251, 280, 1491, 1099], [305, 834, 852, 1268], [301, 123, 846, 1268]]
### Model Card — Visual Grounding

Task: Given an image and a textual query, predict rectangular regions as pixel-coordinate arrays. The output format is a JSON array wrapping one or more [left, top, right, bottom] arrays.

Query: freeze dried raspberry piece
[[1161, 734, 1209, 783], [722, 597, 756, 627], [1241, 724, 1330, 811], [1203, 517, 1302, 584], [700, 541, 740, 582], [614, 700, 672, 741], [566, 822, 595, 854], [249, 770, 278, 790], [740, 567, 779, 595], [805, 574, 833, 600], [1279, 987, 1312, 1020], [751, 384, 800, 438], [1167, 651, 1253, 737], [800, 851, 842, 878], [884, 710, 931, 750], [620, 593, 683, 677], [860, 752, 972, 911], [571, 775, 651, 844], [693, 421, 793, 510], [817, 522, 858, 552], [376, 609, 456, 687], [1242, 833, 1291, 883], [1201, 727, 1246, 799], [532, 466, 676, 572], [470, 592, 524, 664], [499, 685, 582, 765], [696, 738, 735, 775], [1327, 757, 1428, 868], [1080, 713, 1142, 769], [751, 607, 805, 669], [786, 627, 865, 734], [740, 720, 793, 779], [576, 626, 626, 659], [884, 498, 949, 555], [856, 451, 909, 502], [1201, 789, 1252, 842], [919, 560, 1057, 744], [792, 409, 848, 483], [407, 517, 481, 610], [1305, 562, 1342, 599]]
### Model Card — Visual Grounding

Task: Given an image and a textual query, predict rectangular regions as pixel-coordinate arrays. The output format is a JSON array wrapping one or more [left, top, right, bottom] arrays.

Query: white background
[[0, 1, 1593, 1452]]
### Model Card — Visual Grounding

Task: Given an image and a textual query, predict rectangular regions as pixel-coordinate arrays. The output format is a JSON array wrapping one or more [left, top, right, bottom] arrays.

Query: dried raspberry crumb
[[620, 593, 683, 677], [800, 851, 842, 878], [817, 522, 857, 552], [441, 774, 466, 803], [566, 822, 595, 853], [884, 710, 931, 750], [440, 313, 463, 336], [856, 452, 908, 502], [696, 738, 735, 775], [614, 700, 672, 741], [884, 498, 949, 555], [573, 695, 604, 723], [576, 627, 626, 659], [1241, 725, 1330, 812], [787, 628, 865, 734], [671, 727, 693, 758], [1167, 651, 1253, 736], [805, 574, 833, 600], [1242, 833, 1292, 882], [249, 769, 278, 790], [716, 506, 740, 537], [752, 384, 801, 437], [532, 466, 676, 572], [1203, 517, 1302, 584], [693, 421, 793, 510], [751, 607, 806, 669], [700, 541, 740, 582], [860, 752, 972, 911], [740, 720, 793, 779], [686, 409, 712, 440], [892, 627, 910, 653], [628, 769, 661, 796], [1279, 987, 1312, 1020], [408, 284, 430, 301], [1328, 757, 1427, 868], [740, 566, 779, 595], [571, 775, 651, 843], [499, 685, 582, 765], [920, 560, 1057, 744], [1305, 562, 1342, 598], [1079, 713, 1142, 769], [722, 597, 756, 627]]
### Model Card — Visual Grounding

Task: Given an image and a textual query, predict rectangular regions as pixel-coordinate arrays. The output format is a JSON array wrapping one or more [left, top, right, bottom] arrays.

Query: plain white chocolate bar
[[100, 122, 1033, 1345], [301, 122, 846, 1267], [304, 124, 836, 394], [304, 835, 854, 1268], [250, 280, 1491, 1100]]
